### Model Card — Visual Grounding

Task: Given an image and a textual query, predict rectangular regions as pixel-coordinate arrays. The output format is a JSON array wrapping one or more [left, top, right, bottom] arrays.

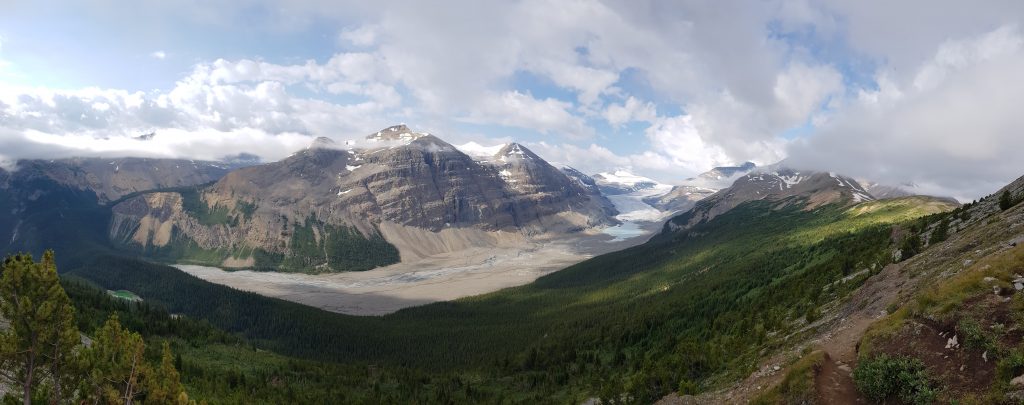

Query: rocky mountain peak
[[366, 124, 424, 142], [495, 143, 540, 163], [309, 136, 337, 149]]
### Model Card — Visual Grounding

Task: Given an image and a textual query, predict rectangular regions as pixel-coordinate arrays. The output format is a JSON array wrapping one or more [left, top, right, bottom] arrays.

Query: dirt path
[[658, 262, 914, 404], [816, 352, 862, 405], [811, 261, 916, 404]]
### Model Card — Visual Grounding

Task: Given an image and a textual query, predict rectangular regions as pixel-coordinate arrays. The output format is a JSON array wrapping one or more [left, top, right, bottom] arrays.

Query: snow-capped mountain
[[663, 166, 877, 234], [643, 163, 757, 214], [108, 125, 619, 272], [592, 170, 671, 196]]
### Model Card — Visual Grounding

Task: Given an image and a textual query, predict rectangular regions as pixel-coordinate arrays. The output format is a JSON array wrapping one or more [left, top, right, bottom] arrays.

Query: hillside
[[665, 175, 1024, 404]]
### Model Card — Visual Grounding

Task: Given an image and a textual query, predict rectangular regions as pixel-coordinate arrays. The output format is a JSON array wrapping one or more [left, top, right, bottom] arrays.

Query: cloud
[[338, 24, 378, 47], [461, 91, 593, 138], [787, 25, 1024, 201], [4, 0, 1024, 200], [640, 115, 731, 175], [524, 141, 629, 174], [603, 97, 657, 127], [150, 50, 167, 60]]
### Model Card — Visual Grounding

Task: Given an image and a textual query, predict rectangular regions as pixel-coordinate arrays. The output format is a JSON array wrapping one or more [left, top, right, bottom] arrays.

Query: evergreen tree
[[145, 341, 190, 405], [931, 218, 949, 244], [79, 315, 147, 405], [999, 190, 1019, 211], [0, 251, 81, 405]]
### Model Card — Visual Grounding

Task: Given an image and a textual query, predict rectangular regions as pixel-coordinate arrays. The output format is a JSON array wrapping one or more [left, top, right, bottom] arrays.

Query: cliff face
[[109, 125, 618, 272], [8, 157, 236, 203]]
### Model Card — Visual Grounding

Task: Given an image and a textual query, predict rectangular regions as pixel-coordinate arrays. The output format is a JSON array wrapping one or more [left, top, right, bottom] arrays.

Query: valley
[[3, 5, 1021, 404], [158, 154, 722, 315]]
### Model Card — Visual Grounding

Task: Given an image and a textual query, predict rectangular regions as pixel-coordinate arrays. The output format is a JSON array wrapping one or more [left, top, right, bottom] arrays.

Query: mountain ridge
[[106, 125, 619, 273]]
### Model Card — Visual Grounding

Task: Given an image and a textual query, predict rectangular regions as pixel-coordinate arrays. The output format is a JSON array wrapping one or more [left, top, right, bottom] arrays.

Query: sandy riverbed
[[174, 221, 664, 316]]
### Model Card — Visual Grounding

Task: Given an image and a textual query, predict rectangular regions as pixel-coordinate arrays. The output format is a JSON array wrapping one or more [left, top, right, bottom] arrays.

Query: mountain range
[[10, 123, 1024, 404], [77, 125, 617, 272]]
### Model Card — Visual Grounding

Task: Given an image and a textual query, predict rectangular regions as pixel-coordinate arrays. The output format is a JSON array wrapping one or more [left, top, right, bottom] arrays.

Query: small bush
[[958, 318, 996, 352], [997, 350, 1024, 382], [853, 355, 937, 404]]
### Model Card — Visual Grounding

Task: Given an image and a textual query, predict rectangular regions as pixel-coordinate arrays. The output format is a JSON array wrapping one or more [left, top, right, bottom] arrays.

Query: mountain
[[592, 170, 668, 195], [663, 167, 876, 233], [559, 166, 602, 195], [689, 161, 757, 183], [108, 125, 618, 273], [0, 157, 240, 203], [641, 162, 757, 215], [0, 156, 250, 264]]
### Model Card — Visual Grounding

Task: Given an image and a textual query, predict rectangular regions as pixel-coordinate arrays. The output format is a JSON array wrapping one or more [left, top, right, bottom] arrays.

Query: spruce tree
[[145, 341, 190, 405], [1000, 190, 1013, 210], [931, 219, 949, 244], [0, 251, 81, 405], [79, 315, 147, 405]]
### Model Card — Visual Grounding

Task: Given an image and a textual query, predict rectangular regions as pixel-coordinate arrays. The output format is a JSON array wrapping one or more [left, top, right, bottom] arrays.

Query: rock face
[[0, 156, 244, 257], [2, 157, 238, 203], [663, 168, 875, 233], [109, 125, 618, 272]]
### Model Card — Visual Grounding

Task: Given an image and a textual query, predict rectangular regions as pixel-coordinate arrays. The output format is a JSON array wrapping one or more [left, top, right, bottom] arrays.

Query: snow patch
[[456, 141, 508, 158]]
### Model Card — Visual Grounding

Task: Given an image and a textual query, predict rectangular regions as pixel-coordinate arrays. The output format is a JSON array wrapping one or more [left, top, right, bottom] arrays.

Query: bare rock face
[[5, 157, 237, 203], [663, 168, 875, 233], [109, 126, 618, 272]]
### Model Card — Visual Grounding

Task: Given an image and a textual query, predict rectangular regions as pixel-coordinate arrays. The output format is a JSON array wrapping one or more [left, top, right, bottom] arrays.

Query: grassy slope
[[856, 197, 1024, 403], [64, 195, 953, 403]]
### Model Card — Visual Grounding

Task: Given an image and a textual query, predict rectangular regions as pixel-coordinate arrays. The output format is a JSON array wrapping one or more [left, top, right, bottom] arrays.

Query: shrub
[[997, 350, 1024, 382], [853, 355, 936, 404], [958, 318, 996, 352]]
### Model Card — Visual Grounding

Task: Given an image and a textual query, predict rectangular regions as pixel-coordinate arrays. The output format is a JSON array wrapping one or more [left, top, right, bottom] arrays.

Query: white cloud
[[603, 97, 657, 127], [524, 141, 630, 174], [461, 91, 593, 138], [787, 25, 1024, 201], [339, 24, 378, 47], [150, 50, 167, 60], [641, 115, 731, 174], [5, 0, 1024, 200]]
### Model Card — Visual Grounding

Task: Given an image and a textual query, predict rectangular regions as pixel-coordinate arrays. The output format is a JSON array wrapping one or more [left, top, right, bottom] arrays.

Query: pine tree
[[931, 218, 949, 244], [145, 341, 190, 405], [79, 315, 147, 405], [0, 251, 82, 405], [1000, 190, 1013, 210]]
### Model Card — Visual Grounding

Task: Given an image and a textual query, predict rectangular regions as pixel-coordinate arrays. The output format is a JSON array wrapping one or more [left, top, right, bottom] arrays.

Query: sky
[[2, 1, 1024, 201]]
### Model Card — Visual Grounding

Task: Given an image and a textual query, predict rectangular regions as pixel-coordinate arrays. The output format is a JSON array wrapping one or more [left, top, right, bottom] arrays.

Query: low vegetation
[[751, 350, 825, 405], [853, 355, 936, 404]]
